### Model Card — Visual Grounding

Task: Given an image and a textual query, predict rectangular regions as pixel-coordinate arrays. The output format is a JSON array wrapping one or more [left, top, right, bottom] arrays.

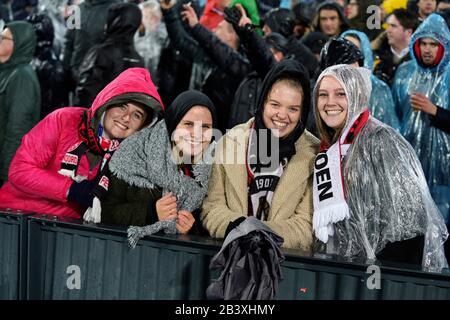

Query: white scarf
[[312, 112, 367, 243]]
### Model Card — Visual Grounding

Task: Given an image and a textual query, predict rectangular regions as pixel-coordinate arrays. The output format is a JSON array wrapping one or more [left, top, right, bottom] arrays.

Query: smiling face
[[172, 106, 213, 158], [317, 76, 348, 131], [103, 102, 148, 139], [262, 79, 303, 138]]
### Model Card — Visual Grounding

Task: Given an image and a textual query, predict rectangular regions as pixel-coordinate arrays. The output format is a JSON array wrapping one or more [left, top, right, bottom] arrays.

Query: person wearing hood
[[312, 2, 349, 37], [102, 90, 217, 235], [0, 68, 163, 219], [392, 13, 450, 224], [27, 12, 70, 119], [312, 64, 448, 272], [74, 2, 145, 107], [201, 59, 320, 250], [0, 21, 41, 186], [339, 30, 401, 130]]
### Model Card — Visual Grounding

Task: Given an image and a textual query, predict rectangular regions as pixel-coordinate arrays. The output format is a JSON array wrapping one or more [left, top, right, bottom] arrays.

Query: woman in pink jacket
[[0, 67, 164, 219]]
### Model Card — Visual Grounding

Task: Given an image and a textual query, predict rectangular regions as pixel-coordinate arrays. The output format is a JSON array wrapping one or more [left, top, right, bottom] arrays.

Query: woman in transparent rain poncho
[[312, 64, 448, 272]]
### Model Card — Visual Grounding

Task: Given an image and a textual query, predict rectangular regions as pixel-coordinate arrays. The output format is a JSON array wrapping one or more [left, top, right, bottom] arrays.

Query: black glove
[[224, 216, 246, 238], [224, 6, 242, 29], [67, 180, 96, 208]]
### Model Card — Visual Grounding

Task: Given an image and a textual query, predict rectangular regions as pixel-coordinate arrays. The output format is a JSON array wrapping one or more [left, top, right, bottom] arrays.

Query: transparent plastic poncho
[[392, 14, 450, 223], [314, 64, 449, 272], [341, 30, 400, 130]]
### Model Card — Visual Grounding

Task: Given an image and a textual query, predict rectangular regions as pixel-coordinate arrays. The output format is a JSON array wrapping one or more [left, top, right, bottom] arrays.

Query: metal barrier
[[1, 211, 450, 300], [0, 210, 33, 300]]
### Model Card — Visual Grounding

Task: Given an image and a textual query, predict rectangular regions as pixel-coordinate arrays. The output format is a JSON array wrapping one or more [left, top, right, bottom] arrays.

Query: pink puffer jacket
[[0, 68, 163, 218]]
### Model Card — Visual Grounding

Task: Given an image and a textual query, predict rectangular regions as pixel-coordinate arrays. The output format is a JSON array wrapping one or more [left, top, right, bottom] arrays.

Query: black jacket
[[31, 48, 69, 119], [74, 2, 144, 107], [162, 6, 251, 132], [373, 32, 411, 87], [62, 0, 119, 84], [102, 166, 205, 236], [430, 106, 450, 134]]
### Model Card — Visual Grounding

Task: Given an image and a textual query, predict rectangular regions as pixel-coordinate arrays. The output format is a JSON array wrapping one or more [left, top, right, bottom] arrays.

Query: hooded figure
[[27, 12, 69, 119], [102, 90, 218, 245], [262, 8, 295, 38], [202, 59, 320, 250], [0, 68, 163, 219], [0, 21, 40, 183], [340, 30, 401, 130], [392, 13, 450, 223], [74, 2, 145, 107], [313, 64, 448, 272]]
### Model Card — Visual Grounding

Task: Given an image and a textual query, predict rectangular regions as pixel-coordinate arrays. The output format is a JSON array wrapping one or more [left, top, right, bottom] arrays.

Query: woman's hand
[[176, 210, 195, 234], [181, 3, 199, 28], [156, 193, 178, 221]]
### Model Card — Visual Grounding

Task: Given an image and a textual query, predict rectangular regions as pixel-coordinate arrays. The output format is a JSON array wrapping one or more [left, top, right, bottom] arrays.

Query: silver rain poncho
[[392, 13, 450, 223], [341, 30, 400, 131], [314, 64, 448, 272]]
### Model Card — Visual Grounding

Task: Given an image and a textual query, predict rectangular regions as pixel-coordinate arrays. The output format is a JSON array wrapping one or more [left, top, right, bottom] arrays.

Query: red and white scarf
[[313, 110, 370, 243], [59, 111, 120, 223]]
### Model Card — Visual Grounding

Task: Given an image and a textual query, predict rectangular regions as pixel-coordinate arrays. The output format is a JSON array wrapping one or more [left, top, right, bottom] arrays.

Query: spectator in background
[[27, 12, 69, 119], [156, 0, 199, 107], [0, 68, 163, 219], [74, 2, 144, 107], [62, 0, 119, 87], [346, 0, 383, 40], [312, 2, 349, 37], [373, 9, 418, 86], [417, 0, 437, 21], [134, 0, 167, 78], [392, 13, 450, 224], [160, 0, 251, 132], [201, 59, 320, 250], [0, 0, 12, 23], [259, 7, 319, 80], [302, 31, 329, 61], [292, 2, 312, 39], [11, 0, 36, 20], [312, 64, 448, 272], [0, 21, 40, 185], [340, 30, 400, 130]]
